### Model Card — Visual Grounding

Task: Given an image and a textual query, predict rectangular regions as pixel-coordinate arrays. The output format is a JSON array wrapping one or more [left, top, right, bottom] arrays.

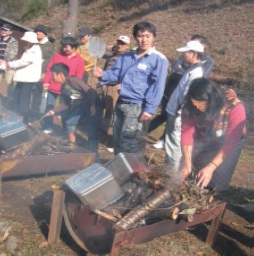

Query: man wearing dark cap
[[0, 23, 18, 107], [77, 27, 95, 83], [101, 35, 130, 152], [31, 24, 54, 119]]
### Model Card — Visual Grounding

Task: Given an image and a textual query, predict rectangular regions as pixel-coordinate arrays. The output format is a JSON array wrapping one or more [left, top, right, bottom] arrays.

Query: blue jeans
[[165, 113, 182, 170], [61, 99, 102, 153], [43, 91, 61, 130], [113, 102, 148, 155]]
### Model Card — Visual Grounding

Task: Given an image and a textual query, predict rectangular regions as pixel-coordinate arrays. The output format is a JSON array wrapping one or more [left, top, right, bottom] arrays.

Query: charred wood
[[113, 188, 173, 231]]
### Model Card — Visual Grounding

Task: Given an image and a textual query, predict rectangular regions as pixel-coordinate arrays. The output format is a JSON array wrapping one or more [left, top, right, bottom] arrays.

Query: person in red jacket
[[42, 36, 84, 133], [180, 78, 246, 192]]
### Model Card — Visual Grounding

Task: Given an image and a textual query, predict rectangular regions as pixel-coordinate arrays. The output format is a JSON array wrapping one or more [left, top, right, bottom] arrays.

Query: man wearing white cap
[[102, 35, 130, 151], [165, 40, 204, 171], [2, 31, 42, 123]]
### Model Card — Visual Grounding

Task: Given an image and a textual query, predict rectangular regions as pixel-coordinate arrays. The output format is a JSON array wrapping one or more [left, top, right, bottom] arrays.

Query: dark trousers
[[31, 81, 43, 119], [13, 81, 35, 123]]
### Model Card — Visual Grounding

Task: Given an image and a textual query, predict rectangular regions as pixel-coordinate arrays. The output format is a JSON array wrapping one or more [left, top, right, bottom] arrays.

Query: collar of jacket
[[40, 37, 49, 45]]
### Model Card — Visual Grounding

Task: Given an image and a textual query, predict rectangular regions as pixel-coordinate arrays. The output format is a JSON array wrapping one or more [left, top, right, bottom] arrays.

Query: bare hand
[[115, 83, 121, 91], [196, 166, 214, 189], [180, 165, 192, 180], [43, 83, 50, 91], [93, 67, 103, 78], [139, 112, 152, 122], [0, 60, 6, 70], [46, 110, 55, 116]]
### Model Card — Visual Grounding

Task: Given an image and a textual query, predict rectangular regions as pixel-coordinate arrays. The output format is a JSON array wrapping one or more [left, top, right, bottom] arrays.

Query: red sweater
[[43, 52, 85, 94], [181, 103, 246, 156]]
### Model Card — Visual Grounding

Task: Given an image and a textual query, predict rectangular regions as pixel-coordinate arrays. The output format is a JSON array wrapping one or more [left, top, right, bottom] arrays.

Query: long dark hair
[[182, 78, 226, 137]]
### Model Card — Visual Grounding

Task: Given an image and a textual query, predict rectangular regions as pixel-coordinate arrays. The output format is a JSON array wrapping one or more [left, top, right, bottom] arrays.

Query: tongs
[[38, 113, 49, 123]]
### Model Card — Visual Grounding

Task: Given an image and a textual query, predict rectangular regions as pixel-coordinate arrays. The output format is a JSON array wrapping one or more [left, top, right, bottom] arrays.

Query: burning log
[[113, 188, 173, 231], [146, 207, 180, 220]]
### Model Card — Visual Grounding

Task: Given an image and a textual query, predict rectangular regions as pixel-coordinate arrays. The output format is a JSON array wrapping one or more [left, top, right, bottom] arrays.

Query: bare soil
[[0, 1, 253, 256]]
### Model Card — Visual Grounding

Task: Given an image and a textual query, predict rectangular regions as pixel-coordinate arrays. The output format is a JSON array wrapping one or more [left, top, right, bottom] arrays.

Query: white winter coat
[[8, 44, 42, 83]]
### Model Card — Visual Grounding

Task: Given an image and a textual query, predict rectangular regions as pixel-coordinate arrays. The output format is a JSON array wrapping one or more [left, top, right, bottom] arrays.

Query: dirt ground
[[0, 1, 254, 255]]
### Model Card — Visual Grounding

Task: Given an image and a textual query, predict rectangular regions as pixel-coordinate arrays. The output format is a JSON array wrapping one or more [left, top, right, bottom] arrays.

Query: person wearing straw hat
[[1, 31, 42, 123]]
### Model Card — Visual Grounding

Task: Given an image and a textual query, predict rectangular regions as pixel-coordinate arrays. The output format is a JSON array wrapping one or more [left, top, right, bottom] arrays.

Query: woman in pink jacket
[[180, 78, 246, 192]]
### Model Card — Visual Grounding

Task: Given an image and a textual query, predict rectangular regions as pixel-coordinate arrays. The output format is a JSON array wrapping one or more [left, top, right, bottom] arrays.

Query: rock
[[5, 235, 18, 253]]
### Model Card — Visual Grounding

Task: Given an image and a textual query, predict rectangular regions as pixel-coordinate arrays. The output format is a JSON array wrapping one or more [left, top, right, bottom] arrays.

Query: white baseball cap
[[21, 31, 39, 44], [116, 35, 130, 45], [177, 40, 204, 53]]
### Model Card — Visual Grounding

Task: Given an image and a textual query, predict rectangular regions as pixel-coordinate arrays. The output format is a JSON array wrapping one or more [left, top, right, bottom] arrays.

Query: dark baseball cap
[[34, 24, 48, 35], [1, 24, 12, 31], [79, 27, 92, 37]]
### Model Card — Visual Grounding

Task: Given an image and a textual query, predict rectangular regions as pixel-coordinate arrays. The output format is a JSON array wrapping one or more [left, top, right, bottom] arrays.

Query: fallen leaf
[[195, 251, 206, 255], [51, 184, 60, 189], [39, 241, 48, 248]]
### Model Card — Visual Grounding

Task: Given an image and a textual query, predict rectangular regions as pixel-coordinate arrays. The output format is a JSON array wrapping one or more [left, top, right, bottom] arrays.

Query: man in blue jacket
[[94, 21, 168, 154]]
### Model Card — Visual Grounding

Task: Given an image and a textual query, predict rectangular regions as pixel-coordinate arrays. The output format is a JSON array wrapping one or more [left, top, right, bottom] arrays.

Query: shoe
[[106, 147, 114, 153], [43, 129, 53, 134], [152, 140, 164, 149]]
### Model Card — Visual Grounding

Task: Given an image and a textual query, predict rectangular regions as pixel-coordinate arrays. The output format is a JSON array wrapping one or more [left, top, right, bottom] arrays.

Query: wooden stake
[[48, 190, 65, 243], [95, 210, 117, 222]]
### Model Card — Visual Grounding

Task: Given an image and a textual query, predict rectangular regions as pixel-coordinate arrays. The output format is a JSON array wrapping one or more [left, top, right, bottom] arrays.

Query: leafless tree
[[62, 0, 79, 37]]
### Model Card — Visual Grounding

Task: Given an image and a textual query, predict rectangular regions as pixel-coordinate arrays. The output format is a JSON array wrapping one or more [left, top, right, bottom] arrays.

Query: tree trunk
[[62, 0, 79, 37]]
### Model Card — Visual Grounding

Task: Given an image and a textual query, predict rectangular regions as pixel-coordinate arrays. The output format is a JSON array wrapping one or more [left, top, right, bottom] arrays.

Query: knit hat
[[34, 24, 48, 35], [21, 31, 39, 44], [79, 27, 92, 37], [0, 24, 12, 31]]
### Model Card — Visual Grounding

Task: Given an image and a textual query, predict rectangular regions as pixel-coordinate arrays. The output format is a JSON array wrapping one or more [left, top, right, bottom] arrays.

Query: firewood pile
[[99, 169, 216, 231]]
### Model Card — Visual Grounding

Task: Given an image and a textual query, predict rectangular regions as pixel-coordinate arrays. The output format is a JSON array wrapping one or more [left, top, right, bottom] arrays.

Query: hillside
[[22, 0, 254, 86]]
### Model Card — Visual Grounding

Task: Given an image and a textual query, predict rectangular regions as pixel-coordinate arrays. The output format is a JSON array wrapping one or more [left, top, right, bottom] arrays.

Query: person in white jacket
[[2, 31, 42, 123]]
